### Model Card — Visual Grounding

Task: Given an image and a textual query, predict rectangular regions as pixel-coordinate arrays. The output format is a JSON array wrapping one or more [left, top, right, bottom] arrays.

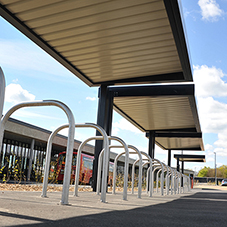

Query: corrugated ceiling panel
[[156, 137, 202, 150], [0, 0, 203, 150], [0, 0, 182, 84], [114, 96, 195, 131]]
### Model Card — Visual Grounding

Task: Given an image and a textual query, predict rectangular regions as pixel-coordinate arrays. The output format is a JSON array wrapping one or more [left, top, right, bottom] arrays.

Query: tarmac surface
[[0, 184, 227, 227]]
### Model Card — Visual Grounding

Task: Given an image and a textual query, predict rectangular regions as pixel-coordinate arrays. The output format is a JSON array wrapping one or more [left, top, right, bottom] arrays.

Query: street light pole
[[214, 152, 217, 186]]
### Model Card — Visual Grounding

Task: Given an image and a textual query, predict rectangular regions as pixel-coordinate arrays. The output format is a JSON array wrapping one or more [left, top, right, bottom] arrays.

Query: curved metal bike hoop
[[97, 139, 130, 201], [0, 100, 75, 205], [131, 158, 147, 197], [75, 135, 104, 197], [140, 151, 153, 197], [128, 145, 143, 199], [41, 123, 109, 203], [152, 158, 164, 196], [0, 67, 5, 121], [109, 136, 129, 200]]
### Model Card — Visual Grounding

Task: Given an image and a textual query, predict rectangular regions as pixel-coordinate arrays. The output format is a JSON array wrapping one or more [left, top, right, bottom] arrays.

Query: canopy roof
[[109, 84, 204, 151], [0, 0, 204, 151], [0, 0, 192, 86]]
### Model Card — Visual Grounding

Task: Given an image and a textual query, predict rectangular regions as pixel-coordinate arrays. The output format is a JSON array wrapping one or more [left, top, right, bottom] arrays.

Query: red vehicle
[[56, 151, 114, 185]]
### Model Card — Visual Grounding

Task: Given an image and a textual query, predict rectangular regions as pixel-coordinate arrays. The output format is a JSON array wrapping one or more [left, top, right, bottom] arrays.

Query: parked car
[[221, 179, 227, 186]]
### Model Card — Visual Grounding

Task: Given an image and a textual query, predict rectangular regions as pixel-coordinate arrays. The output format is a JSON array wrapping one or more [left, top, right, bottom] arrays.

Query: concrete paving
[[0, 186, 227, 226]]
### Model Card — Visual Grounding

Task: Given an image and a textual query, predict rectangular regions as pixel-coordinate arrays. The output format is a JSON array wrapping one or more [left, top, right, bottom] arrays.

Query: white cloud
[[206, 157, 214, 162], [205, 144, 214, 151], [193, 65, 227, 158], [214, 147, 227, 157], [112, 118, 142, 134], [86, 97, 96, 101], [193, 65, 227, 98], [5, 83, 35, 104], [197, 97, 227, 133], [198, 0, 224, 21]]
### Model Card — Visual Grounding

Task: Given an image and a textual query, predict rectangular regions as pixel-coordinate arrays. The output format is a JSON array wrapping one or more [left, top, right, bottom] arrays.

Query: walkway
[[0, 185, 227, 226]]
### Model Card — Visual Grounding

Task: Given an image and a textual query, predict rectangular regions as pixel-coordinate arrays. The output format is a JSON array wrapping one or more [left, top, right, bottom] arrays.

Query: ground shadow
[[2, 191, 227, 227]]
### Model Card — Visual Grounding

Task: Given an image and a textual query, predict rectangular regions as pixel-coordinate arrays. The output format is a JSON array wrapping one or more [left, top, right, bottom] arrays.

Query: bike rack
[[167, 168, 175, 195], [0, 67, 5, 119], [151, 163, 165, 196], [142, 161, 149, 194], [74, 123, 109, 203], [0, 66, 193, 205], [75, 136, 104, 196], [41, 123, 109, 203], [96, 137, 129, 200], [0, 100, 75, 205], [131, 158, 146, 197], [140, 151, 153, 197], [162, 163, 170, 195], [155, 168, 162, 193], [151, 158, 164, 196], [127, 145, 143, 198]]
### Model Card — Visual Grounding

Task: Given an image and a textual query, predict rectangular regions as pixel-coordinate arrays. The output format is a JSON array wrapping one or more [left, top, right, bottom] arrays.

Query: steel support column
[[168, 149, 171, 166], [177, 158, 180, 172], [181, 161, 184, 187], [148, 131, 155, 158], [92, 85, 113, 191], [27, 139, 35, 181]]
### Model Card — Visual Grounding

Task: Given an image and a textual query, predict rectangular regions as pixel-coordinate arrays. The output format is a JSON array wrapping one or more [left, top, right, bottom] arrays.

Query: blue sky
[[1, 0, 227, 173]]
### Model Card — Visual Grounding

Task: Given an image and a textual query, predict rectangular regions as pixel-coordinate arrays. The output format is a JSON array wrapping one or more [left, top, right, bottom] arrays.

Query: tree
[[198, 166, 209, 177], [198, 165, 227, 178]]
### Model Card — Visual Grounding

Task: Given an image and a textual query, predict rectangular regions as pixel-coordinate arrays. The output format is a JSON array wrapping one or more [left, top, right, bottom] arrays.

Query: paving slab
[[0, 187, 227, 227]]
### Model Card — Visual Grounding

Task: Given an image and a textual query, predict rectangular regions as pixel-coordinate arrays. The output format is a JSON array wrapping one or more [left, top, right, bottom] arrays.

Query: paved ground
[[0, 184, 227, 226]]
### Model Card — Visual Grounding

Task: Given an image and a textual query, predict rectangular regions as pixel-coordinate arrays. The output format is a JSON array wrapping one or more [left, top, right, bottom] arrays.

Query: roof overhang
[[174, 154, 206, 162], [0, 0, 192, 86], [109, 84, 204, 151], [148, 131, 204, 151]]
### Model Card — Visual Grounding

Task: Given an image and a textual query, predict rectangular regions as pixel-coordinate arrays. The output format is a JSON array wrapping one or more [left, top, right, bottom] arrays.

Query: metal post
[[177, 158, 180, 172], [181, 161, 184, 187], [168, 149, 171, 166], [93, 85, 113, 191], [27, 139, 35, 181], [214, 152, 217, 186], [148, 131, 155, 158]]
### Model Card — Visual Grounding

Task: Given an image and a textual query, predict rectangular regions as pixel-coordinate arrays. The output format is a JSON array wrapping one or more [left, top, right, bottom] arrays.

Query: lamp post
[[214, 152, 217, 186]]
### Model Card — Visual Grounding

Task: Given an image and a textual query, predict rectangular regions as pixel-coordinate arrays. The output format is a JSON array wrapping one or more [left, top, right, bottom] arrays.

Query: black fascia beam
[[177, 160, 205, 163], [145, 128, 198, 138], [93, 72, 185, 86], [154, 128, 197, 132], [174, 154, 205, 159], [0, 4, 93, 87], [155, 132, 202, 138], [169, 147, 202, 151], [174, 154, 206, 162], [163, 0, 193, 82], [109, 84, 194, 98]]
